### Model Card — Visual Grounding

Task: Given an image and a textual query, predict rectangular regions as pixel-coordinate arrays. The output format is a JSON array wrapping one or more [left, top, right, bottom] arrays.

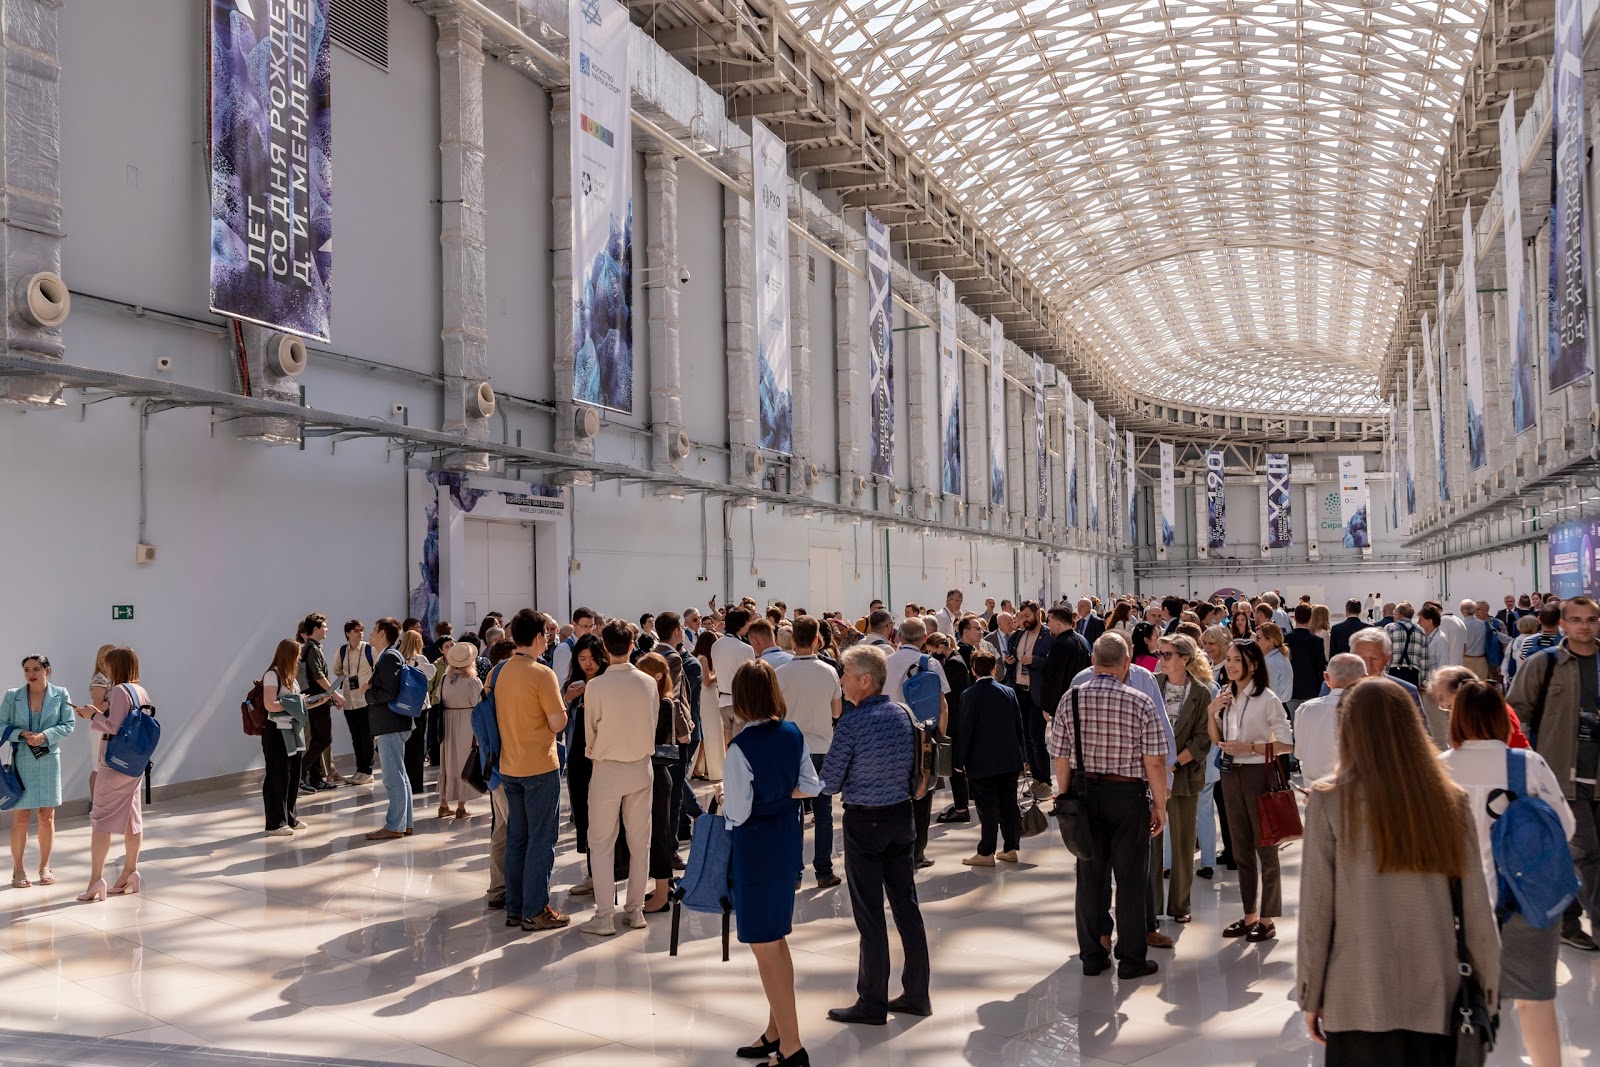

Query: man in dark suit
[[1074, 597, 1105, 643], [1160, 596, 1185, 635], [1013, 601, 1055, 799], [1039, 606, 1091, 719], [1328, 599, 1371, 658]]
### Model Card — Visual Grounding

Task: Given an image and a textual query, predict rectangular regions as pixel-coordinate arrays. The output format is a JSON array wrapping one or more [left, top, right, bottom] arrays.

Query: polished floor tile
[[0, 771, 1593, 1065]]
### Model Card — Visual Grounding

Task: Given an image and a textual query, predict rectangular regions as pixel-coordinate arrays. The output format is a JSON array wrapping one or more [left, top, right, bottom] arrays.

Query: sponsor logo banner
[[1339, 455, 1370, 549]]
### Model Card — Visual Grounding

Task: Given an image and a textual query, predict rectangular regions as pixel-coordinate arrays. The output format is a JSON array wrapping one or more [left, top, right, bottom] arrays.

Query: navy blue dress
[[729, 719, 804, 944]]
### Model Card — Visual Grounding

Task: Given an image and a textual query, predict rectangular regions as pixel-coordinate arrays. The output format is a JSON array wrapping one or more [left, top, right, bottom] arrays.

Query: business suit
[[1038, 629, 1090, 721], [955, 679, 1026, 855], [1013, 626, 1054, 789], [1075, 614, 1105, 645], [1327, 616, 1369, 658]]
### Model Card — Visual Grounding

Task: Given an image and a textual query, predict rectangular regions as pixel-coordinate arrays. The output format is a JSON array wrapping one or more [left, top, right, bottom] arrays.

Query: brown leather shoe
[[364, 828, 405, 841], [1146, 931, 1175, 949]]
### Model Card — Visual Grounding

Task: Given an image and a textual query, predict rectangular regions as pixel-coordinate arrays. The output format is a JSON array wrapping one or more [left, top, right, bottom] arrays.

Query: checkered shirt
[[1385, 620, 1432, 681], [1047, 672, 1169, 779]]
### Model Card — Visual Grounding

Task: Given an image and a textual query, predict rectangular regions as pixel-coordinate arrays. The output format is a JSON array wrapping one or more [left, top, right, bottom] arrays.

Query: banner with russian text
[[570, 0, 633, 412], [753, 122, 792, 454], [989, 318, 1006, 506], [1422, 312, 1448, 502], [866, 212, 893, 476], [1266, 452, 1291, 548], [1339, 455, 1370, 549], [1158, 441, 1175, 549], [1087, 400, 1099, 531], [1501, 99, 1535, 434], [208, 0, 333, 342], [1405, 348, 1417, 515], [938, 274, 962, 495], [1205, 450, 1225, 550], [1552, 0, 1593, 391], [1033, 356, 1048, 519], [1462, 201, 1487, 470], [1064, 383, 1078, 527]]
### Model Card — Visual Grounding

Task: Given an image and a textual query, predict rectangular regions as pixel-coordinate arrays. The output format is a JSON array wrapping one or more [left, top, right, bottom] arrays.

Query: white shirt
[[1218, 687, 1293, 764], [551, 637, 576, 688], [710, 634, 755, 707], [935, 607, 957, 638], [884, 646, 950, 706], [1292, 688, 1345, 782], [1432, 614, 1468, 668], [1440, 740, 1575, 897], [775, 655, 841, 754]]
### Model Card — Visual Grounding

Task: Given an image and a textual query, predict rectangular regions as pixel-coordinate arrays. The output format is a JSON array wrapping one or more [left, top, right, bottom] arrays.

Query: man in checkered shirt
[[1049, 633, 1170, 979]]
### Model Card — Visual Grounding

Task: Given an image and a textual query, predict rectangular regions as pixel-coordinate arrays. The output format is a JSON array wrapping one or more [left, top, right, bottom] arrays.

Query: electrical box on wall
[[135, 543, 156, 564]]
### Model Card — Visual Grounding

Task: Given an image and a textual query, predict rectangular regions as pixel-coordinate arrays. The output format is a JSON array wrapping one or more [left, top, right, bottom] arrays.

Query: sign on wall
[[1158, 441, 1175, 550], [1265, 452, 1291, 548], [989, 318, 1006, 507], [1549, 516, 1600, 598], [208, 0, 333, 342], [1034, 357, 1048, 519], [1501, 99, 1535, 434], [1339, 455, 1370, 549], [753, 122, 792, 454], [1205, 450, 1226, 550], [570, 0, 633, 413], [1405, 347, 1417, 515], [1552, 0, 1593, 392], [866, 212, 894, 477], [1064, 383, 1078, 527], [1462, 200, 1487, 471], [938, 274, 962, 496], [1087, 400, 1099, 531]]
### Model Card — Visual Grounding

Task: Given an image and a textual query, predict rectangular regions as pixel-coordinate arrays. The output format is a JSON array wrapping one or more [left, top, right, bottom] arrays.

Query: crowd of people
[[3, 585, 1590, 1066]]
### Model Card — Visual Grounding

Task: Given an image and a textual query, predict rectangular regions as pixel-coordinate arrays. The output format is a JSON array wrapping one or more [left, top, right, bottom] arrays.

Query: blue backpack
[[902, 654, 943, 724], [391, 660, 430, 718], [104, 683, 160, 779], [1490, 748, 1579, 929]]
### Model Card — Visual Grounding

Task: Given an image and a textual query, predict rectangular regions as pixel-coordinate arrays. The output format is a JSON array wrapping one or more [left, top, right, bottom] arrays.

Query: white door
[[462, 520, 535, 624], [809, 546, 845, 615]]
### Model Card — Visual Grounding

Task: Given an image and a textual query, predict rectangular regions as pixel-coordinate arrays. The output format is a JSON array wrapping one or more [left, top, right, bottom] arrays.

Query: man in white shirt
[[581, 621, 661, 937], [935, 589, 964, 639], [551, 606, 597, 687], [748, 619, 792, 670], [1420, 601, 1466, 673], [710, 607, 756, 741], [1291, 654, 1365, 783], [883, 617, 949, 869], [776, 616, 843, 888], [1459, 599, 1489, 679]]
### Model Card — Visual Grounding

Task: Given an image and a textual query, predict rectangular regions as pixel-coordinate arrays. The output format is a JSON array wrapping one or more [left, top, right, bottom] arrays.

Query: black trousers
[[303, 705, 333, 783], [912, 791, 934, 863], [261, 732, 302, 831], [649, 764, 675, 880], [426, 706, 445, 766], [344, 707, 373, 775], [1325, 1030, 1454, 1067], [1213, 779, 1235, 862], [1020, 698, 1052, 788], [971, 772, 1020, 855], [843, 802, 931, 1013], [1075, 780, 1151, 966], [950, 768, 969, 810]]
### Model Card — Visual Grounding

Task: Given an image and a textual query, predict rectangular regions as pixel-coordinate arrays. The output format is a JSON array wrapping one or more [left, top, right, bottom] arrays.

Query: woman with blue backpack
[[73, 646, 152, 901], [1442, 680, 1576, 1067], [363, 618, 418, 842]]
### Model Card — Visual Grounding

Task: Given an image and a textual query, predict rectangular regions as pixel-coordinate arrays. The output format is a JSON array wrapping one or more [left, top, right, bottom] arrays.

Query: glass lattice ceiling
[[782, 0, 1485, 415]]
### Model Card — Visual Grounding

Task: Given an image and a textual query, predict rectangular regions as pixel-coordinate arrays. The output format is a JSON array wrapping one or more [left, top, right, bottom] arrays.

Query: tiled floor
[[0, 776, 1593, 1066]]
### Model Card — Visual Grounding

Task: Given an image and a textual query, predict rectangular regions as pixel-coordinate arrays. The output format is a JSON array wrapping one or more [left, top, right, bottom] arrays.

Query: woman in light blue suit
[[3, 655, 75, 887]]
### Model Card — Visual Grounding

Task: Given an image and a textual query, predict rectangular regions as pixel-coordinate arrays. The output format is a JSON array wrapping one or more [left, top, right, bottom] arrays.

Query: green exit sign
[[112, 605, 134, 621]]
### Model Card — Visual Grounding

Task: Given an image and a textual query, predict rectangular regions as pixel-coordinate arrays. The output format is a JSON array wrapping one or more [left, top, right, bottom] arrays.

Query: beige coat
[[1296, 784, 1498, 1036]]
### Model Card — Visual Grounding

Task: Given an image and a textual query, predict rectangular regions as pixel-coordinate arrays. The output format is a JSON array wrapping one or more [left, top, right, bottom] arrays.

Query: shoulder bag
[[1255, 747, 1303, 848], [1018, 773, 1050, 838], [1449, 877, 1497, 1066], [1053, 688, 1098, 860], [0, 695, 24, 810]]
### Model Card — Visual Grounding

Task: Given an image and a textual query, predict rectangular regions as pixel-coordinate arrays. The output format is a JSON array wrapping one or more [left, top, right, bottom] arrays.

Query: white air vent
[[330, 0, 389, 71]]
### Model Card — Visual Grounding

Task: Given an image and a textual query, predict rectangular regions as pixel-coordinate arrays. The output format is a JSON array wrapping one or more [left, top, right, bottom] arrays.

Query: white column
[[724, 189, 759, 487], [644, 152, 684, 475]]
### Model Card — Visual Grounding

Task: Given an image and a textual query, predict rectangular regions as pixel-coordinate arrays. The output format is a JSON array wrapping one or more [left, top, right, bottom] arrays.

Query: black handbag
[[462, 739, 490, 795], [1053, 689, 1098, 861], [1449, 877, 1497, 1066], [1018, 777, 1050, 838]]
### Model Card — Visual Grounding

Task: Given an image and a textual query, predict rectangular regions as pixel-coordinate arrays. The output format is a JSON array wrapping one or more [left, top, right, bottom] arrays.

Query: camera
[[677, 266, 692, 286]]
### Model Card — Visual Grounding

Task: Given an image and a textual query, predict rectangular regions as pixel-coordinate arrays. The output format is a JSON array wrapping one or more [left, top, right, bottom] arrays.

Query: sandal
[[10, 873, 30, 889], [37, 868, 54, 886], [1173, 913, 1191, 924], [1222, 918, 1252, 938]]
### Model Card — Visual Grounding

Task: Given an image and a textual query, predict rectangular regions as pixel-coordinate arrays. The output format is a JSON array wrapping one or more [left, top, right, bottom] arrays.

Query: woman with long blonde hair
[[1298, 678, 1499, 1065], [1155, 634, 1213, 922]]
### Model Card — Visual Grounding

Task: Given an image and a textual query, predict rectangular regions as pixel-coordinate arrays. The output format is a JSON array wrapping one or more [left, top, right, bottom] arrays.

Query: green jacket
[[1166, 677, 1213, 797], [1507, 641, 1586, 800]]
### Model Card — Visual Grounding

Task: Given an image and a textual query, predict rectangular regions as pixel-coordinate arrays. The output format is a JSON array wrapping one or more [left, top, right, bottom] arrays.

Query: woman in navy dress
[[724, 660, 820, 1067]]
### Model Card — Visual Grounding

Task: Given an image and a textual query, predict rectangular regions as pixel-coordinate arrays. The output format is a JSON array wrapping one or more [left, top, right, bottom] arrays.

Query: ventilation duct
[[265, 334, 308, 377], [467, 382, 496, 419]]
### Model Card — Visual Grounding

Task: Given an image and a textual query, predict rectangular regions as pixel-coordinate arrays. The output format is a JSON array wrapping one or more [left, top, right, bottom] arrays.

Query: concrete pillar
[[724, 189, 759, 487], [788, 236, 812, 492], [644, 152, 684, 475], [833, 255, 862, 501], [550, 91, 594, 472]]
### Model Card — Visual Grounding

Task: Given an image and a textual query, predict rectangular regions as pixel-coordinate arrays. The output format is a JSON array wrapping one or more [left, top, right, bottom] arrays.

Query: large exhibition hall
[[0, 0, 1597, 1064]]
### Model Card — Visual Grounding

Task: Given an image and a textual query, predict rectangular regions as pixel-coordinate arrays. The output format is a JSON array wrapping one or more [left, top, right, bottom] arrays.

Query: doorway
[[462, 520, 536, 623], [809, 546, 845, 615]]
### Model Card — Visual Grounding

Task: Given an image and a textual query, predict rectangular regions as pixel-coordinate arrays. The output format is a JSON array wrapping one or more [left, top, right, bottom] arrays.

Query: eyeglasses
[[1156, 651, 1179, 660]]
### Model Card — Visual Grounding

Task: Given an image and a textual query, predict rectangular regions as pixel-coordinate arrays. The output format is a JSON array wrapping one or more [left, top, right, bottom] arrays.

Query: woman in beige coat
[[1297, 677, 1499, 1066]]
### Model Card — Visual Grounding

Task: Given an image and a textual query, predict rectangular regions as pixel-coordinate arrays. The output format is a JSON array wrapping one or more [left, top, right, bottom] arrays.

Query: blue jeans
[[503, 769, 562, 918], [809, 754, 834, 876], [376, 730, 412, 832]]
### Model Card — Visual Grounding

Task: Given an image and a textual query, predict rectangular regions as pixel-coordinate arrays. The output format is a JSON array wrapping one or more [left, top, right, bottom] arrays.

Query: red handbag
[[1256, 757, 1303, 848]]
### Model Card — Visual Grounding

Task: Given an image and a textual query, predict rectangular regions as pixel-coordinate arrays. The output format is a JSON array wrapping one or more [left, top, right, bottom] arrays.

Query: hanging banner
[[865, 212, 893, 477], [1125, 430, 1136, 542], [1422, 311, 1449, 503], [1462, 201, 1487, 471], [1339, 455, 1370, 549], [1087, 400, 1099, 531], [1549, 516, 1600, 598], [1405, 347, 1417, 515], [1552, 0, 1593, 392], [1265, 452, 1291, 548], [1033, 356, 1048, 519], [1205, 450, 1226, 550], [938, 274, 962, 495], [752, 122, 792, 454], [570, 0, 633, 412], [1107, 416, 1119, 539], [1158, 441, 1175, 549], [1388, 404, 1399, 529], [1064, 383, 1078, 527], [207, 0, 333, 342], [988, 318, 1006, 506], [1501, 99, 1535, 434]]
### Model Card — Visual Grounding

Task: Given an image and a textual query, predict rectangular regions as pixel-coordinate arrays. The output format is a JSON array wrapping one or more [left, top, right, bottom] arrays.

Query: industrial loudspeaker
[[266, 334, 309, 377], [467, 382, 496, 419], [16, 271, 70, 328], [745, 449, 765, 474], [850, 475, 867, 497], [574, 406, 600, 438], [670, 430, 692, 459]]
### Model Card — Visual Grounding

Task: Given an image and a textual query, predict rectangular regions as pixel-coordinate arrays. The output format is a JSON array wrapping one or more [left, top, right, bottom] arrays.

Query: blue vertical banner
[[1339, 455, 1370, 549], [1405, 347, 1417, 515], [208, 0, 333, 342], [570, 0, 633, 412], [752, 121, 792, 454], [865, 212, 893, 477], [1205, 450, 1226, 550], [988, 317, 1006, 506], [1422, 311, 1448, 503], [1087, 400, 1099, 531], [1552, 0, 1593, 392], [1064, 382, 1078, 527], [1501, 98, 1535, 434], [1033, 356, 1047, 519], [937, 274, 962, 495], [1462, 201, 1487, 470], [1265, 452, 1291, 548]]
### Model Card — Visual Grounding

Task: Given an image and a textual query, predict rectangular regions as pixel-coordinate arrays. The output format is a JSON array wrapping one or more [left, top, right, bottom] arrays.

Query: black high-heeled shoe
[[735, 1035, 779, 1060], [772, 1049, 810, 1067]]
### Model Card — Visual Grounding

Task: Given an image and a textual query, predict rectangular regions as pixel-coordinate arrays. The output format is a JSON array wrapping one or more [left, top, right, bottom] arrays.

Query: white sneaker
[[569, 875, 594, 896], [961, 853, 996, 867], [265, 827, 295, 838], [290, 820, 307, 830], [349, 773, 374, 785], [581, 915, 617, 937], [620, 909, 648, 930]]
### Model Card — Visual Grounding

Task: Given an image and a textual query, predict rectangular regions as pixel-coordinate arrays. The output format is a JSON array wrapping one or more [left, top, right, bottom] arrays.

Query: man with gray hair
[[1291, 654, 1365, 782], [884, 616, 949, 868], [1460, 598, 1490, 680], [1347, 627, 1427, 724]]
